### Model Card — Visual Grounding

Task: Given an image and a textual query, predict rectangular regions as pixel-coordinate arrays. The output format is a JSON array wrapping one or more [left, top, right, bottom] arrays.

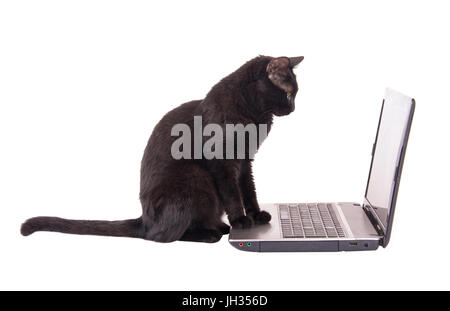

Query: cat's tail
[[20, 216, 143, 238]]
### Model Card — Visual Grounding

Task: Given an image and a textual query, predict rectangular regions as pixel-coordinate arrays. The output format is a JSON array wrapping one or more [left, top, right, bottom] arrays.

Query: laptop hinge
[[362, 202, 385, 241]]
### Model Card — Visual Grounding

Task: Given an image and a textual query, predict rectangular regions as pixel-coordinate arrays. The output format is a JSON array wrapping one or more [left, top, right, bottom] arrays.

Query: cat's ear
[[266, 57, 290, 76], [266, 57, 293, 92], [266, 56, 304, 75], [289, 56, 304, 68]]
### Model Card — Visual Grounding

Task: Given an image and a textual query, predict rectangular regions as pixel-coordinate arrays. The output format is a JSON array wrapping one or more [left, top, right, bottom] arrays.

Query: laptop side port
[[230, 241, 260, 252], [339, 240, 379, 251]]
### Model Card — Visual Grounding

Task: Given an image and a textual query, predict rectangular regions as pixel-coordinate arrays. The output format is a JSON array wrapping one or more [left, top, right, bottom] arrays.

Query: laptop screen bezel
[[363, 89, 415, 247]]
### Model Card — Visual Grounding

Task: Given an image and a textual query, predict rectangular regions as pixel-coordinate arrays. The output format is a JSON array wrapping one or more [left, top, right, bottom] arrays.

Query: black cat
[[21, 55, 304, 243]]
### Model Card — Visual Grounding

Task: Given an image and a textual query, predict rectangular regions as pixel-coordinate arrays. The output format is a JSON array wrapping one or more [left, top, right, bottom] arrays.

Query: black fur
[[21, 55, 303, 243]]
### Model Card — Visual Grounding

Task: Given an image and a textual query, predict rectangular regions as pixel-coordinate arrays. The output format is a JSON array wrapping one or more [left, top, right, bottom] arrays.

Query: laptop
[[229, 88, 415, 252]]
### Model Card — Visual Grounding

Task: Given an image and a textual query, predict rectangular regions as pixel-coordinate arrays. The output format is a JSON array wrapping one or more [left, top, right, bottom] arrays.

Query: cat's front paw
[[230, 215, 254, 229], [248, 210, 272, 224]]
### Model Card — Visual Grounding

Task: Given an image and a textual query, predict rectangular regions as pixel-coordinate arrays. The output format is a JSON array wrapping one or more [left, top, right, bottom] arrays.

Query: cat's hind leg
[[141, 198, 193, 243], [179, 220, 229, 242], [141, 163, 222, 243], [180, 227, 223, 243], [217, 222, 230, 235]]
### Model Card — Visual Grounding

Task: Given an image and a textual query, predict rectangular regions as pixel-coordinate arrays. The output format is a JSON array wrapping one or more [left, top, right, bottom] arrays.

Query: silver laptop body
[[229, 88, 415, 252]]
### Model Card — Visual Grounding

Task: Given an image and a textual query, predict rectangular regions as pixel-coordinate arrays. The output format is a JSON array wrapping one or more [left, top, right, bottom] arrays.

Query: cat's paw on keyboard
[[230, 215, 254, 229], [248, 210, 272, 225]]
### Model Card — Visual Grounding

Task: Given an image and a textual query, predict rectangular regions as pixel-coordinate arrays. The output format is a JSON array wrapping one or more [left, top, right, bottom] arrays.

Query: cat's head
[[265, 56, 304, 116]]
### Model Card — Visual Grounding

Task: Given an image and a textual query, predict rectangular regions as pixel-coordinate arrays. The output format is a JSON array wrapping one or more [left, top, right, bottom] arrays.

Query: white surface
[[1, 0, 449, 290]]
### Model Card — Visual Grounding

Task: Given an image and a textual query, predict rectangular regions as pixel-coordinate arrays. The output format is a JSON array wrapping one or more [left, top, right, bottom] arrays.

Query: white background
[[1, 0, 449, 290]]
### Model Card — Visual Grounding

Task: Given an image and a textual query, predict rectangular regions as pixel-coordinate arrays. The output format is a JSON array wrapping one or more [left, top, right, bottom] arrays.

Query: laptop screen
[[365, 89, 414, 230]]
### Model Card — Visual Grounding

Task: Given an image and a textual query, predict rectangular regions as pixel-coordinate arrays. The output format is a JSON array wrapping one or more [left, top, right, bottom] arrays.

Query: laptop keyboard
[[279, 203, 346, 238]]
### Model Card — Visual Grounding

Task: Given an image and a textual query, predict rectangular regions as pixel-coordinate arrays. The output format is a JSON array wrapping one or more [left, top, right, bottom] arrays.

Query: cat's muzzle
[[287, 92, 295, 112]]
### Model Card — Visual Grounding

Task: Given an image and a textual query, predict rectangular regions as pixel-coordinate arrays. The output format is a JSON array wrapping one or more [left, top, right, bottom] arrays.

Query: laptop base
[[229, 203, 381, 252]]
